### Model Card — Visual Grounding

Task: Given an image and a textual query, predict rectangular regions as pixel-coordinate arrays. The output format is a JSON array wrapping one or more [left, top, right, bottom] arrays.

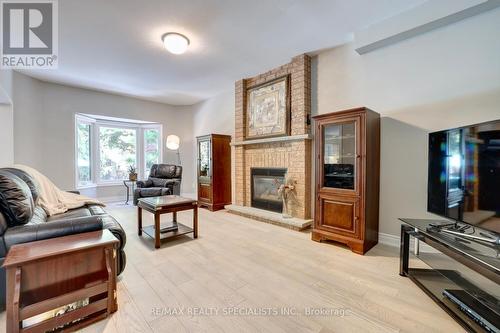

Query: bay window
[[75, 114, 162, 188]]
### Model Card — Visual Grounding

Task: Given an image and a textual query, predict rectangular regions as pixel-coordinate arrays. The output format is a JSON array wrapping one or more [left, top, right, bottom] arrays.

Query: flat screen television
[[428, 119, 500, 235]]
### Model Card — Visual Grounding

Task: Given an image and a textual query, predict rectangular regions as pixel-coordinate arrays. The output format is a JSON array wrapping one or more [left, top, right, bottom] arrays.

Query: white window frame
[[75, 115, 96, 189], [75, 114, 162, 189], [142, 124, 163, 179]]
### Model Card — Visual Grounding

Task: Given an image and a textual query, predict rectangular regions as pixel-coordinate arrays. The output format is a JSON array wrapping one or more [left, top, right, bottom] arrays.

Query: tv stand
[[400, 218, 500, 332]]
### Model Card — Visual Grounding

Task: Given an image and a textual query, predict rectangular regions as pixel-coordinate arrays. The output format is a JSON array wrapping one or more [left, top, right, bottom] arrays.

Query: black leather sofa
[[0, 168, 126, 310], [133, 164, 182, 205]]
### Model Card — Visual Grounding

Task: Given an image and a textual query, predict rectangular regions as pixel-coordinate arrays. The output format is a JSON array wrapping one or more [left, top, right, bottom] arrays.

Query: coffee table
[[137, 195, 198, 249]]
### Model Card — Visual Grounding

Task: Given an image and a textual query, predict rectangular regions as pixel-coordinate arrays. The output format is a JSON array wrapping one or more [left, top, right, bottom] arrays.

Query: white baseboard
[[378, 232, 439, 253], [378, 232, 400, 247]]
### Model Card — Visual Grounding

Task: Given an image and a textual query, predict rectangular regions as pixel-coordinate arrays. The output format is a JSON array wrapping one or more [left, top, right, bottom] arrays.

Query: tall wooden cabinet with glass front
[[196, 134, 232, 211], [312, 108, 380, 254]]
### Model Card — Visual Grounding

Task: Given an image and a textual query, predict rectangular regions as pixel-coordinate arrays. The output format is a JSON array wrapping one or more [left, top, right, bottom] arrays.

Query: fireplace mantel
[[230, 134, 312, 146]]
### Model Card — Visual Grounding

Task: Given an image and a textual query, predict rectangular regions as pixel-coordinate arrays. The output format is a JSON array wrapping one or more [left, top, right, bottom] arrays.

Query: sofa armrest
[[3, 216, 103, 250], [137, 179, 152, 188]]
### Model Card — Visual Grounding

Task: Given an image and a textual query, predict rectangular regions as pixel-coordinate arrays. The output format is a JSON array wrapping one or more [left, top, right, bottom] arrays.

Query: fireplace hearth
[[251, 168, 287, 213]]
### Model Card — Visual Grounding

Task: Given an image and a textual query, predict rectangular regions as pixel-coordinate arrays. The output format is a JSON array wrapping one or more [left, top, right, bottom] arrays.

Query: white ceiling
[[20, 0, 426, 105]]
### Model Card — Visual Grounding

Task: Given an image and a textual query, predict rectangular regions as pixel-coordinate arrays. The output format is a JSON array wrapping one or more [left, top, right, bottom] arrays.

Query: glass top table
[[400, 218, 500, 332], [137, 195, 198, 249], [138, 195, 197, 210], [400, 218, 500, 275]]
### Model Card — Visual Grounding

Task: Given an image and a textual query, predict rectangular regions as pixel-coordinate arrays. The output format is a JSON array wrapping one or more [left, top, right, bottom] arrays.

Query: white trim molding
[[378, 232, 400, 247], [378, 232, 439, 253]]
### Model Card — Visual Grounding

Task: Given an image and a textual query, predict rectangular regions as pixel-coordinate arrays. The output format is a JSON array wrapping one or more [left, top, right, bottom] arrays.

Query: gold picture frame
[[246, 75, 290, 139]]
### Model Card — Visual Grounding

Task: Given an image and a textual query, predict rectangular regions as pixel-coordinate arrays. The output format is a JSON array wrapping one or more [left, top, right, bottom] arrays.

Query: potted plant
[[200, 162, 208, 176], [128, 165, 137, 181]]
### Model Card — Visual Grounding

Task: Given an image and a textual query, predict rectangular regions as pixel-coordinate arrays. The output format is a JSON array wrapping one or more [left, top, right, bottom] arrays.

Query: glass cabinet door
[[198, 139, 211, 182], [323, 121, 356, 190]]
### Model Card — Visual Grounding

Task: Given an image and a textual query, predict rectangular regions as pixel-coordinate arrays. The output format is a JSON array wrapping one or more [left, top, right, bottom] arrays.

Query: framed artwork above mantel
[[245, 75, 290, 139]]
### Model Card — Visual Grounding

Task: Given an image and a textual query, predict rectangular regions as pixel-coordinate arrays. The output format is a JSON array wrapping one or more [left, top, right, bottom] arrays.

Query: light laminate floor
[[0, 204, 463, 332]]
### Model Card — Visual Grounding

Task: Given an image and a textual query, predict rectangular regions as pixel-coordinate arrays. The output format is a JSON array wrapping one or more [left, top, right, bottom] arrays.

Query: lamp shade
[[166, 135, 180, 150]]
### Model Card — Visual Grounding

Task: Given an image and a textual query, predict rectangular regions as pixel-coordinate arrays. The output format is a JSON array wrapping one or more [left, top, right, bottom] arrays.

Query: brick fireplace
[[226, 54, 313, 230]]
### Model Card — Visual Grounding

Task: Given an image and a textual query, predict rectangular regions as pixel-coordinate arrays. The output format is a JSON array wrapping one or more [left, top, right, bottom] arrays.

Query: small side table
[[123, 180, 137, 205], [137, 195, 198, 249], [3, 230, 119, 333]]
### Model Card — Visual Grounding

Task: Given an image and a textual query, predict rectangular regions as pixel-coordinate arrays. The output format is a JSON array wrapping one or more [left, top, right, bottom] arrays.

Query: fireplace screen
[[251, 168, 287, 213]]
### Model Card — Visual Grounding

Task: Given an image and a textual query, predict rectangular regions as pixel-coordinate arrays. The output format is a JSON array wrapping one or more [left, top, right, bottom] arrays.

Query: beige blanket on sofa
[[14, 164, 104, 216]]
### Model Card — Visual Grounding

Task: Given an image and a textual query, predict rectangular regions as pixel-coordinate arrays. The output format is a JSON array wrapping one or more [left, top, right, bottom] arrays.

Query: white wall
[[12, 72, 194, 200], [12, 73, 44, 169], [313, 7, 500, 236], [0, 104, 14, 167], [192, 90, 235, 137], [0, 69, 13, 104], [191, 90, 235, 200], [0, 70, 14, 167]]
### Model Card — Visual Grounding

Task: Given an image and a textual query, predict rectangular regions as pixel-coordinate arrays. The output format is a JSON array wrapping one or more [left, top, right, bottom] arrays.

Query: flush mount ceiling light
[[161, 32, 190, 55]]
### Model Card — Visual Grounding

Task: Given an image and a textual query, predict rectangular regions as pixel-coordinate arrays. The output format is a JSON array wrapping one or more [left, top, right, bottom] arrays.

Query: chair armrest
[[3, 216, 103, 250], [164, 179, 181, 185], [136, 179, 152, 188], [165, 179, 181, 195]]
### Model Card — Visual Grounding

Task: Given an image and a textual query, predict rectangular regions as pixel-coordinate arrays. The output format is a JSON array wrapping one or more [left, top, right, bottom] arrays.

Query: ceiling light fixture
[[162, 32, 190, 55]]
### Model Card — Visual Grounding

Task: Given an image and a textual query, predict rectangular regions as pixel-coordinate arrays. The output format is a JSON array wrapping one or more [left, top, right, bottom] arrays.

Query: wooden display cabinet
[[312, 107, 380, 254], [197, 134, 232, 211]]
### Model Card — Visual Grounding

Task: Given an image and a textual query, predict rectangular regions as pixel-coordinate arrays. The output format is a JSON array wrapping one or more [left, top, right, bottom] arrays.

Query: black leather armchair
[[133, 164, 182, 205], [0, 168, 127, 310]]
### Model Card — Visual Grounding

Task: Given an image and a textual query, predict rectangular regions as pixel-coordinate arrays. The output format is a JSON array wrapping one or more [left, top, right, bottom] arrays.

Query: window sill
[[76, 184, 97, 190], [97, 182, 127, 187], [76, 182, 129, 189]]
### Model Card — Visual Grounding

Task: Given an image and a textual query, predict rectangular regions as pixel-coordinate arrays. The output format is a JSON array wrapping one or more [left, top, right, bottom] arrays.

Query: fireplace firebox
[[251, 168, 287, 213]]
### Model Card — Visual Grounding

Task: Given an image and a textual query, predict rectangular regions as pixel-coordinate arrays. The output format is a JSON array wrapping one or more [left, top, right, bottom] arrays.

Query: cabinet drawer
[[317, 195, 360, 238], [198, 183, 212, 201]]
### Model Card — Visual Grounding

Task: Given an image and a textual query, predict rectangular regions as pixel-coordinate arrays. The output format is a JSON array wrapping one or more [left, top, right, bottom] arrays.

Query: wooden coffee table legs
[[154, 213, 161, 249]]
